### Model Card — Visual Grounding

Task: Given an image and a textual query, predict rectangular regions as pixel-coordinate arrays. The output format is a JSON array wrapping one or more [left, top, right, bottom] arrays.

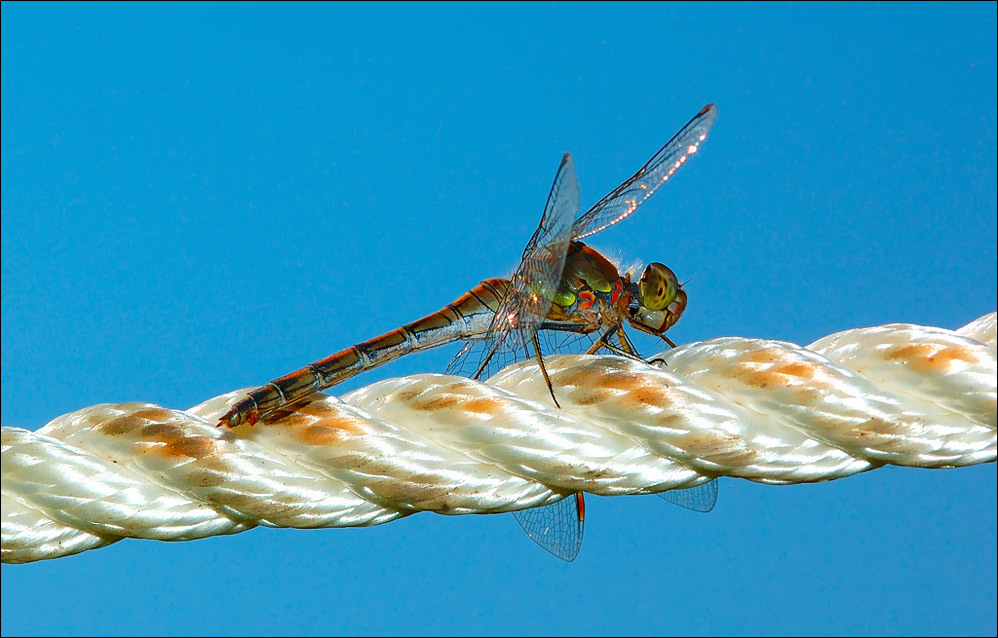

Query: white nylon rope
[[3, 313, 995, 564]]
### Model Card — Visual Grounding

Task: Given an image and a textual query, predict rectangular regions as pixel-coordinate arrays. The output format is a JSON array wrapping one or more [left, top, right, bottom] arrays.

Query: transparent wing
[[657, 479, 719, 513], [570, 104, 718, 241], [445, 332, 534, 381], [445, 155, 583, 561], [446, 153, 580, 380], [512, 493, 585, 562], [539, 329, 601, 360], [509, 330, 625, 561]]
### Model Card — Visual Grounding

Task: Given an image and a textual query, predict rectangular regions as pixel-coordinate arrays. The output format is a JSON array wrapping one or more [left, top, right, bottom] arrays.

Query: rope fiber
[[3, 313, 995, 564]]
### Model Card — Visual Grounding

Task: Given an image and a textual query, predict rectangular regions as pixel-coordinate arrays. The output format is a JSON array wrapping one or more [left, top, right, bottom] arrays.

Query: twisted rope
[[3, 313, 995, 564]]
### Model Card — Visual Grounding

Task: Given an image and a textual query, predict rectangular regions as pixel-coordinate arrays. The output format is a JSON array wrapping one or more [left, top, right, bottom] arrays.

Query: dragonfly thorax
[[546, 242, 630, 326], [547, 244, 686, 340]]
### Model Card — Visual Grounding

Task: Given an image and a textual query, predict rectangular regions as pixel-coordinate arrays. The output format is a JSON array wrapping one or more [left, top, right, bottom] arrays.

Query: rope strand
[[3, 313, 995, 564]]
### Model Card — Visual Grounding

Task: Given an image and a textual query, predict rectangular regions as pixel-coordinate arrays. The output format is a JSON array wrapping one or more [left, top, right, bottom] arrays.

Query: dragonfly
[[219, 103, 720, 560]]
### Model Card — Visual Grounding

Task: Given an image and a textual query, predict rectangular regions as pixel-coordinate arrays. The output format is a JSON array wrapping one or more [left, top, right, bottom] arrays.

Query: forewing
[[512, 493, 585, 562], [657, 479, 719, 513], [446, 153, 580, 379], [571, 103, 718, 241]]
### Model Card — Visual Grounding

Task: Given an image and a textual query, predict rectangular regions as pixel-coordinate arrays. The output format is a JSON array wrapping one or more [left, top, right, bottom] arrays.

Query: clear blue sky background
[[2, 3, 995, 636]]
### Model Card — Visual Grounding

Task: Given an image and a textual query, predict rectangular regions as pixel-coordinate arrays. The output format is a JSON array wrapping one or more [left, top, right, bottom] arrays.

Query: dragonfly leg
[[531, 333, 561, 408], [616, 324, 640, 356], [472, 340, 503, 380], [585, 324, 619, 355], [646, 334, 678, 367], [586, 324, 644, 360]]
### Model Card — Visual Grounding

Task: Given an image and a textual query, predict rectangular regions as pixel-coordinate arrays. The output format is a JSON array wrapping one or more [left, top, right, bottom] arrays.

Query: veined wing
[[658, 479, 719, 513], [446, 153, 580, 380], [563, 103, 721, 519], [512, 492, 585, 562], [516, 327, 718, 561], [539, 328, 720, 508], [539, 329, 605, 360], [451, 114, 719, 558], [510, 329, 601, 562], [570, 103, 717, 241], [444, 153, 582, 562]]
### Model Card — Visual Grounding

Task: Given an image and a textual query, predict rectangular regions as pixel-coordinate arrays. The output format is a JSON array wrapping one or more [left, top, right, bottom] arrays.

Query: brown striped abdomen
[[219, 278, 510, 427]]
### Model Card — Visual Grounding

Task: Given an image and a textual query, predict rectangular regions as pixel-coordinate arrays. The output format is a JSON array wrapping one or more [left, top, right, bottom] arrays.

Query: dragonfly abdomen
[[219, 278, 510, 427], [356, 277, 508, 361]]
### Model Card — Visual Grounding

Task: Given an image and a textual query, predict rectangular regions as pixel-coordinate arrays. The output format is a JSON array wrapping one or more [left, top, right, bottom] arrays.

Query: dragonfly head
[[627, 262, 687, 336]]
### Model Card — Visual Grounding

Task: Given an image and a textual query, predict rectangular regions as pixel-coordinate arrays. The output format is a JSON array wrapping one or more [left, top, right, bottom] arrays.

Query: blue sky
[[2, 3, 995, 636]]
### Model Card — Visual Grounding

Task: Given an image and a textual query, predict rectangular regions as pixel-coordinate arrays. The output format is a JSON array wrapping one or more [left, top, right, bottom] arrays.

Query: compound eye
[[639, 263, 679, 311]]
